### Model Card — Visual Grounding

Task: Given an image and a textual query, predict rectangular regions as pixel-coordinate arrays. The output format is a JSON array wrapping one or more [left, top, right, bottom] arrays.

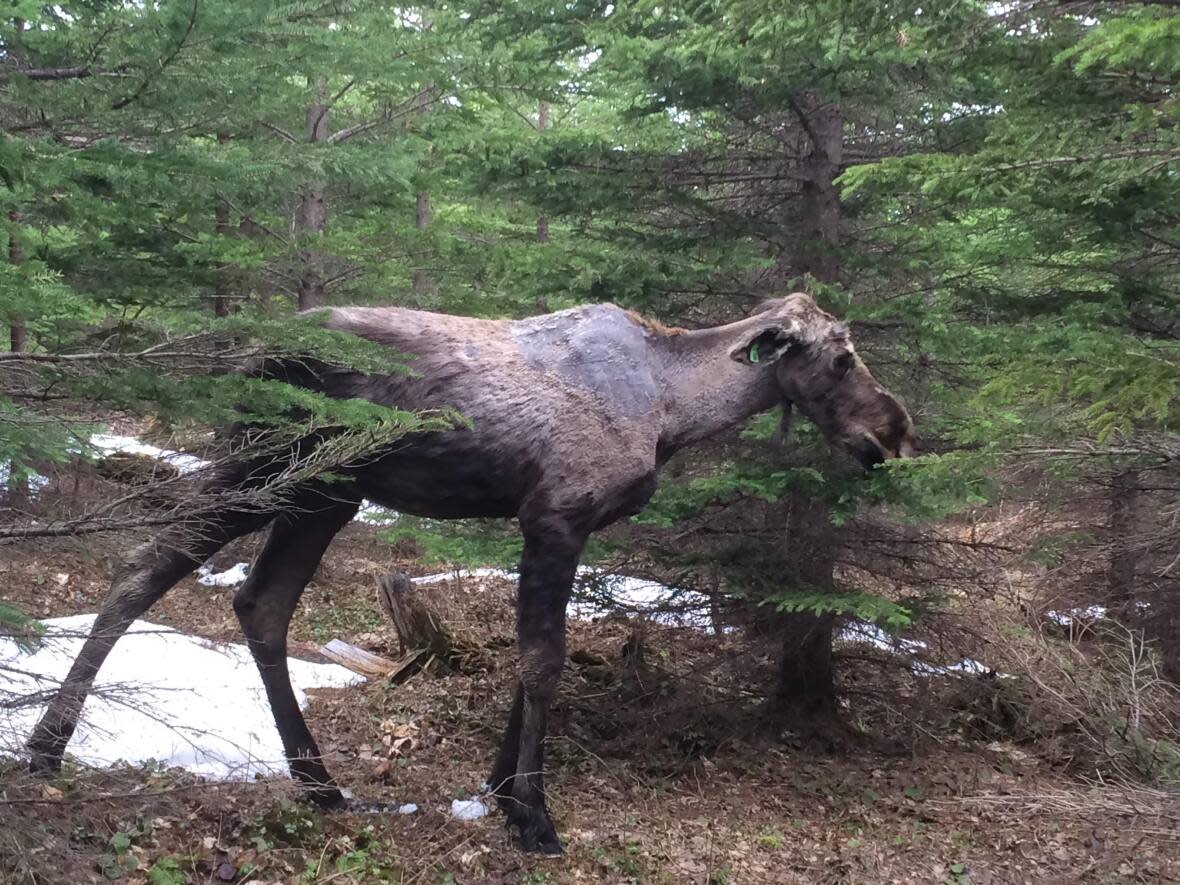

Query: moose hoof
[[508, 808, 562, 856], [305, 786, 348, 811]]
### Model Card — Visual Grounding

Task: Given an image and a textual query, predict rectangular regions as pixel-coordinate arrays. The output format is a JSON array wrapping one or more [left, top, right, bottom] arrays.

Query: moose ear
[[730, 324, 800, 366]]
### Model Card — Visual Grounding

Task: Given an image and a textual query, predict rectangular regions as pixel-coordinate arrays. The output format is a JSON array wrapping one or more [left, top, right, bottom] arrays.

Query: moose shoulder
[[27, 293, 915, 855]]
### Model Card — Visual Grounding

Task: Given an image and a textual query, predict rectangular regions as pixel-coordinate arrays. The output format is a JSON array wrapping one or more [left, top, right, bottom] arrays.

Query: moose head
[[731, 293, 916, 470]]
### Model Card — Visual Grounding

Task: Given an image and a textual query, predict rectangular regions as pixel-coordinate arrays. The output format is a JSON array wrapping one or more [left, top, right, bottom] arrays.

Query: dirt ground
[[2, 522, 1179, 884]]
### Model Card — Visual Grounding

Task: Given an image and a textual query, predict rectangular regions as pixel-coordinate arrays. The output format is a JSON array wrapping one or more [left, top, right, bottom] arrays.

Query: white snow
[[837, 621, 927, 654], [0, 462, 49, 496], [450, 797, 488, 820], [571, 569, 714, 628], [0, 432, 205, 502], [185, 561, 712, 631], [1045, 604, 1108, 626], [398, 803, 418, 815], [411, 568, 517, 587], [837, 620, 1004, 678], [196, 562, 250, 587], [912, 657, 1001, 678], [90, 434, 210, 475], [408, 567, 714, 627], [0, 614, 363, 780]]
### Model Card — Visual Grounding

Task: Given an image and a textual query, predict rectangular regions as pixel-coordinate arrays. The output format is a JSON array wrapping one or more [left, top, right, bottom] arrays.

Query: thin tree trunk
[[771, 93, 844, 714], [212, 198, 232, 317], [411, 188, 432, 294], [6, 210, 28, 506], [212, 132, 233, 317], [410, 13, 435, 295], [297, 80, 330, 311], [8, 211, 26, 353], [1107, 470, 1139, 605], [793, 92, 842, 285], [769, 492, 839, 714], [536, 100, 550, 244], [4, 8, 26, 335]]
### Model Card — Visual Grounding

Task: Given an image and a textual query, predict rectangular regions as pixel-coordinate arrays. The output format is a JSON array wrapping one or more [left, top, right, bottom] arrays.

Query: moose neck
[[652, 316, 783, 458]]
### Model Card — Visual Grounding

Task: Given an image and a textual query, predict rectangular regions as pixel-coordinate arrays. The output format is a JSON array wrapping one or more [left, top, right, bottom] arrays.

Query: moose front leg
[[489, 516, 586, 855]]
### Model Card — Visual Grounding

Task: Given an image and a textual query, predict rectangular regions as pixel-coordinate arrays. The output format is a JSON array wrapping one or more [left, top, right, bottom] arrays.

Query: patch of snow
[[450, 797, 488, 821], [90, 434, 210, 475], [571, 569, 713, 628], [837, 621, 927, 655], [411, 567, 518, 587], [398, 803, 418, 815], [913, 657, 1002, 678], [1045, 604, 1108, 626], [838, 619, 1006, 678], [408, 567, 713, 628], [0, 614, 363, 780], [0, 462, 50, 496], [196, 562, 250, 587]]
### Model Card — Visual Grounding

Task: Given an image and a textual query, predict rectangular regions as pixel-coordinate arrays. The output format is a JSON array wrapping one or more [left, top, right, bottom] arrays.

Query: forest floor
[[1, 520, 1179, 885]]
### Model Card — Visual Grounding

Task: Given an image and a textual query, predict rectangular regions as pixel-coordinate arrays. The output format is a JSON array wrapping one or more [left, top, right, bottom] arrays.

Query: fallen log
[[318, 638, 442, 683], [318, 638, 397, 679]]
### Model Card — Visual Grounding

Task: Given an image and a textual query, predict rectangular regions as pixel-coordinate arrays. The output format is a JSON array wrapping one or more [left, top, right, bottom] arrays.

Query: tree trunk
[[1107, 470, 1139, 606], [536, 100, 550, 243], [770, 492, 839, 714], [771, 93, 844, 715], [411, 188, 432, 294], [8, 211, 26, 353], [791, 92, 842, 285], [297, 80, 330, 311], [6, 211, 28, 506], [212, 132, 232, 317], [212, 198, 232, 317]]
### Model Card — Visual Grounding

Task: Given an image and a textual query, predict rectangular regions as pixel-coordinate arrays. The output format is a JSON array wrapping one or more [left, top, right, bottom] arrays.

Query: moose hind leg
[[232, 498, 357, 807], [492, 516, 586, 855], [27, 506, 271, 773]]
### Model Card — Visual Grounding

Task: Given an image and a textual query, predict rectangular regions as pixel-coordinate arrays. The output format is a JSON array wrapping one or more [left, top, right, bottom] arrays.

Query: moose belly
[[355, 434, 527, 519]]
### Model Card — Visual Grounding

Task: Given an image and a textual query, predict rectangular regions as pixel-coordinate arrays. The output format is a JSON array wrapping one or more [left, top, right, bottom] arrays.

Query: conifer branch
[[259, 121, 299, 143]]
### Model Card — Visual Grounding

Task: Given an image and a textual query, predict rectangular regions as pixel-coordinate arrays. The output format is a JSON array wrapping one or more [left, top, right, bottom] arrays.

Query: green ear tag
[[748, 344, 760, 363]]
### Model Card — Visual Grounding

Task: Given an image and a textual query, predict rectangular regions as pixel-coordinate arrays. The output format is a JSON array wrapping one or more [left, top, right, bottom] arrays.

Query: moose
[[27, 292, 915, 854]]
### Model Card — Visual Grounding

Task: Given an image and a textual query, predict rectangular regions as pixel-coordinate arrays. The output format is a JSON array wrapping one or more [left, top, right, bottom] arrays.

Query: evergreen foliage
[[3, 1, 1177, 697]]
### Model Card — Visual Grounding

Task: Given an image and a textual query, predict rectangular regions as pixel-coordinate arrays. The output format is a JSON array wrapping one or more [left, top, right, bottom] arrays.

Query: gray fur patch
[[511, 305, 659, 418]]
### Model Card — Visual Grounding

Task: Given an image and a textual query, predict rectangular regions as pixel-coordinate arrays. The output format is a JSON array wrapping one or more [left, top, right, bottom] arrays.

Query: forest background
[[1, 1, 1179, 881]]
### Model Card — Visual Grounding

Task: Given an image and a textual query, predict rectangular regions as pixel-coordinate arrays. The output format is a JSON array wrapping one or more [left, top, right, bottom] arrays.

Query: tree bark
[[377, 572, 454, 659], [536, 100, 550, 244], [6, 211, 28, 506], [1107, 470, 1139, 605], [789, 92, 843, 285], [212, 132, 233, 317], [212, 198, 232, 317], [771, 93, 845, 715], [8, 211, 26, 353], [769, 492, 839, 714], [411, 188, 432, 294], [297, 80, 330, 310]]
